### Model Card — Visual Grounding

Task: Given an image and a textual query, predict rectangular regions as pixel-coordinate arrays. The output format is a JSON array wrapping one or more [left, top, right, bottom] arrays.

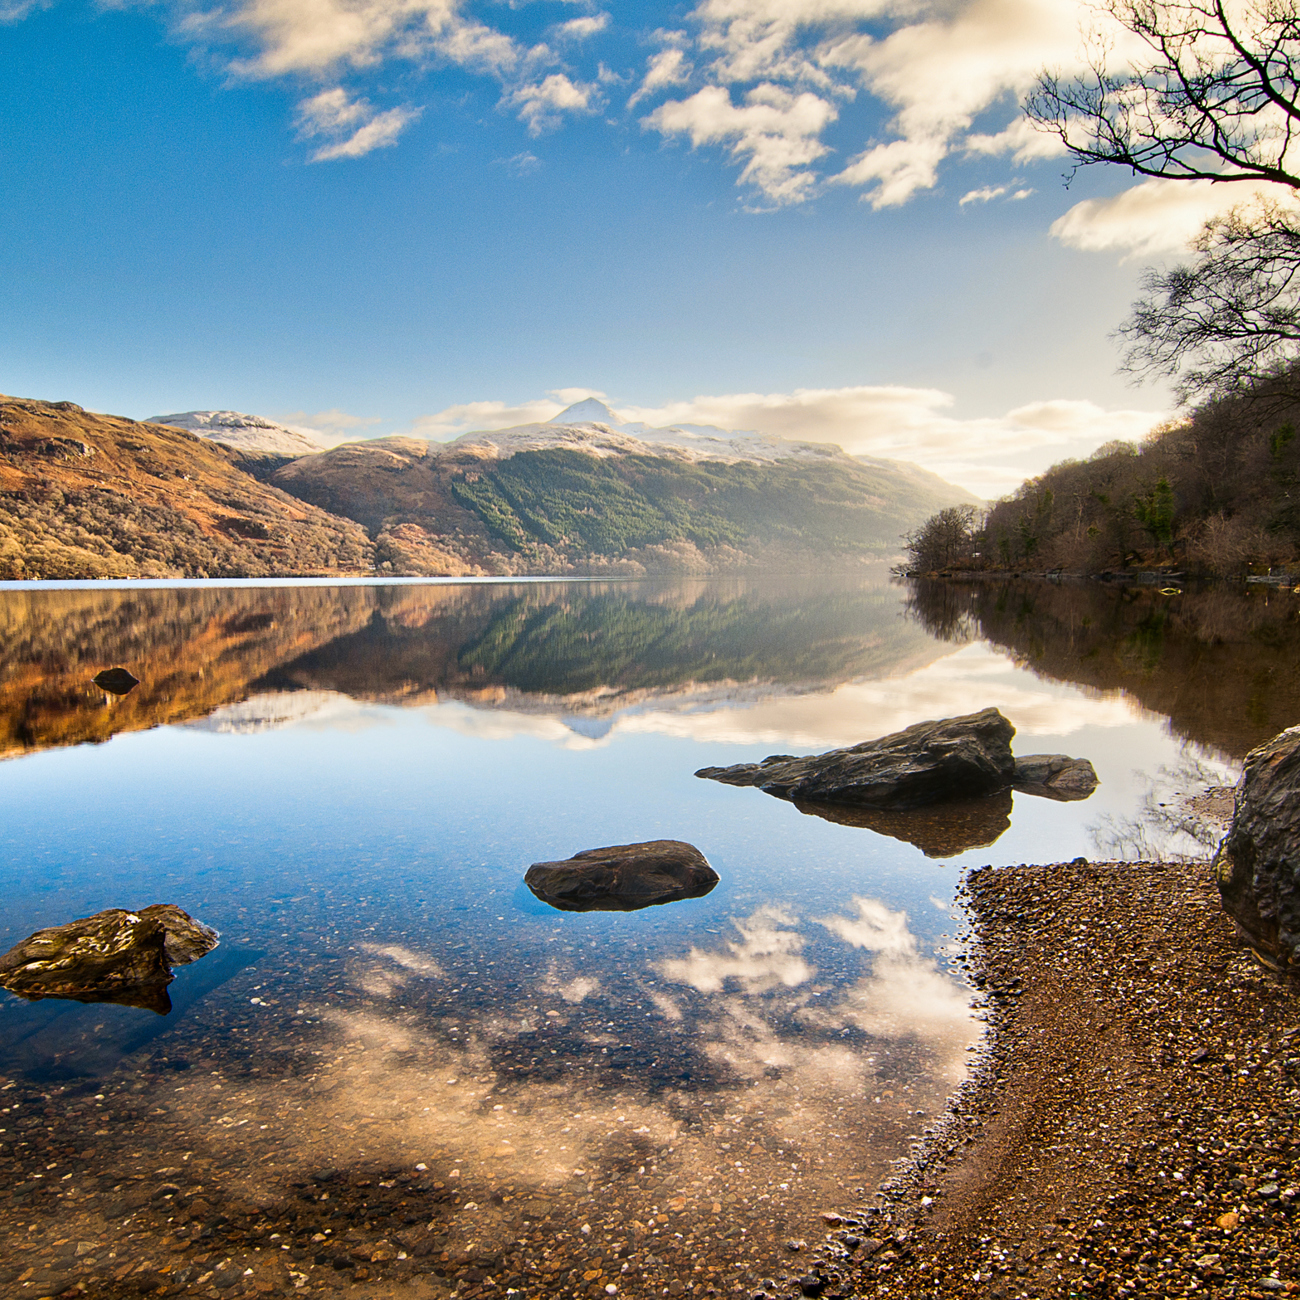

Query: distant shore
[[845, 857, 1299, 1300]]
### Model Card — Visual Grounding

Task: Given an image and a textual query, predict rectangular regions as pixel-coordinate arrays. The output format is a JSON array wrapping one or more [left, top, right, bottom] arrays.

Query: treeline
[[902, 373, 1300, 576]]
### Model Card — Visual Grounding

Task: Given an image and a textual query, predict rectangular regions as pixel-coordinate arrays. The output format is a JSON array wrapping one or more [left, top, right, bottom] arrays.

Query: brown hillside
[[0, 396, 374, 578]]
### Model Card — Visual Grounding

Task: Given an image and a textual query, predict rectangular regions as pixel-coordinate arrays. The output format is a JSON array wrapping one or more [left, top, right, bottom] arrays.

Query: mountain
[[0, 392, 977, 578], [147, 410, 325, 457], [270, 424, 979, 574], [0, 396, 373, 579], [446, 399, 886, 468]]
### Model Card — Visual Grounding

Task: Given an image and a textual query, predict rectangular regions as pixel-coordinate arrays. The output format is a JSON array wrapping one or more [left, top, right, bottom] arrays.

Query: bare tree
[[897, 505, 982, 573], [1028, 0, 1300, 398], [1027, 0, 1300, 192], [1119, 199, 1300, 399]]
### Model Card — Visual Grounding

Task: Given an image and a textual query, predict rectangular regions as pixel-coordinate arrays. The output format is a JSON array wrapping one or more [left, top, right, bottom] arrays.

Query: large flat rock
[[525, 840, 719, 913], [695, 707, 1017, 810]]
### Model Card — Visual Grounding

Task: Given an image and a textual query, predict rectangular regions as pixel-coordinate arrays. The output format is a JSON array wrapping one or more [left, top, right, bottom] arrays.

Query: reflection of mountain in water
[[0, 579, 945, 757], [0, 587, 376, 759], [903, 579, 1300, 759], [257, 580, 944, 721]]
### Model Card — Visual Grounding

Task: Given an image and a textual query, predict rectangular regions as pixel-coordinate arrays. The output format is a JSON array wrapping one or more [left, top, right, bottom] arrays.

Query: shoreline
[[838, 858, 1299, 1300]]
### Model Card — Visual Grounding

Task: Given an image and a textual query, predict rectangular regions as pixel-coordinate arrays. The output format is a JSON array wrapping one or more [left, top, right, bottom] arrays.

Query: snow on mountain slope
[[444, 398, 848, 466], [148, 410, 325, 457]]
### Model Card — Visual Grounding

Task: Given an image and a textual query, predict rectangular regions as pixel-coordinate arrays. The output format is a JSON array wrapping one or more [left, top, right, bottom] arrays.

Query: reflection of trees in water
[[1088, 751, 1238, 863], [900, 577, 1300, 759], [263, 579, 942, 704]]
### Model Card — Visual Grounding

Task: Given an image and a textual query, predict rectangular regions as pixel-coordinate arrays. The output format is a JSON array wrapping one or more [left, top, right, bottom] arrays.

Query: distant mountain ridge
[[148, 410, 325, 457], [0, 392, 978, 579], [447, 397, 871, 468]]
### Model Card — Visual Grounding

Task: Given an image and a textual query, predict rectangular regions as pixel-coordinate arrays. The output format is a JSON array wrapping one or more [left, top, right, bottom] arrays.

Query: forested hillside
[[271, 436, 974, 574], [901, 374, 1300, 576]]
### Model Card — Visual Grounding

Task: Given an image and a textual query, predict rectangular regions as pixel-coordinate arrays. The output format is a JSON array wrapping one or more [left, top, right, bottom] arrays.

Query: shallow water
[[0, 573, 1276, 1299]]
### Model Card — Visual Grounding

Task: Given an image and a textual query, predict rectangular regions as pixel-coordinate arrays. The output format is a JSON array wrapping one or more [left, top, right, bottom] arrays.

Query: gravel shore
[[839, 858, 1300, 1300]]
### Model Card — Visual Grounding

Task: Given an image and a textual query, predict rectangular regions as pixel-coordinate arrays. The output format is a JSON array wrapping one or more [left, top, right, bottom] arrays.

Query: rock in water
[[0, 905, 220, 1014], [695, 708, 1017, 810], [525, 841, 719, 912], [1214, 725, 1300, 967], [92, 666, 140, 695], [1012, 754, 1100, 801]]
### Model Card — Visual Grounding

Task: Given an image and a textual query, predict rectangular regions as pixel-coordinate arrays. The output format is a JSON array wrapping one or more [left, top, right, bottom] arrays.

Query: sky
[[0, 0, 1284, 496]]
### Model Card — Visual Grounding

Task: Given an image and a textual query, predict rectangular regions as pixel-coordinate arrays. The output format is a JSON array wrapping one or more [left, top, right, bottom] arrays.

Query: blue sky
[[0, 0, 1265, 493]]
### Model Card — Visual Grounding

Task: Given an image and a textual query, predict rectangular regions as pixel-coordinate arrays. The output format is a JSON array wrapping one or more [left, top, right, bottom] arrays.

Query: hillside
[[271, 434, 977, 575], [902, 370, 1300, 577], [0, 396, 373, 579], [0, 393, 976, 577], [147, 409, 326, 457]]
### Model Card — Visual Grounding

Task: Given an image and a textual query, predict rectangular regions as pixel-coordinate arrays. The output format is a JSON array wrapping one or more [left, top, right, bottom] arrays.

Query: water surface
[[0, 574, 1279, 1299]]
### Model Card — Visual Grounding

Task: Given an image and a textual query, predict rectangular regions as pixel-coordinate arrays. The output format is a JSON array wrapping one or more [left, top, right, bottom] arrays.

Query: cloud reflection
[[655, 906, 813, 994]]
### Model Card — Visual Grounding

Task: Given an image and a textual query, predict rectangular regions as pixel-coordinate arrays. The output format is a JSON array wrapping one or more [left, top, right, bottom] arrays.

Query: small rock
[[524, 841, 718, 913], [92, 666, 140, 695], [0, 904, 219, 1014]]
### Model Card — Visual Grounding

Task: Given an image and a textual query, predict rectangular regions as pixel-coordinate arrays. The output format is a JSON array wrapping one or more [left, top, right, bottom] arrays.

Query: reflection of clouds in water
[[542, 965, 602, 1003], [359, 942, 446, 978], [819, 896, 917, 958], [1088, 746, 1240, 863], [656, 906, 813, 994], [811, 897, 979, 1081], [412, 644, 1147, 752], [353, 941, 446, 996]]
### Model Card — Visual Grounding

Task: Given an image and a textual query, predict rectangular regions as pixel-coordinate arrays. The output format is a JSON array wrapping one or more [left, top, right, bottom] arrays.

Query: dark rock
[[695, 708, 1017, 810], [1013, 754, 1100, 801], [92, 666, 139, 695], [794, 789, 1012, 857], [524, 840, 718, 913], [1214, 724, 1300, 966], [0, 904, 219, 1014]]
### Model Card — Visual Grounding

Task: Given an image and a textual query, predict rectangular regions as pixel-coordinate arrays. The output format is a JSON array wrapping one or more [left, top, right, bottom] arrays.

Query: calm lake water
[[0, 573, 1293, 1300]]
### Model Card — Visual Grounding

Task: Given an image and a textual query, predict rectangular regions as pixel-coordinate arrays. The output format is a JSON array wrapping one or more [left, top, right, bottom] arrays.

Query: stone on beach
[[0, 903, 220, 1014], [1214, 723, 1300, 967], [525, 840, 719, 912], [92, 666, 140, 695], [695, 708, 1017, 809]]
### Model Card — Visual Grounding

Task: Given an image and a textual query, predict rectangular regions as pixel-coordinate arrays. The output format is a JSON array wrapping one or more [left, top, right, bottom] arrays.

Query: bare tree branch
[[1118, 199, 1300, 400], [1027, 0, 1300, 190]]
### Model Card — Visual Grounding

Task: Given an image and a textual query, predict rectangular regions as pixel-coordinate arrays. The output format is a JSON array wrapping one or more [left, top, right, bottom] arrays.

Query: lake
[[1, 572, 1291, 1300]]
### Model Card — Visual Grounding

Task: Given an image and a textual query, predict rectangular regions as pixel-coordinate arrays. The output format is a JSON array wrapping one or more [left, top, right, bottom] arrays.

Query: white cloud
[[403, 382, 1167, 496], [554, 13, 609, 41], [295, 88, 421, 160], [618, 385, 1167, 495], [627, 47, 693, 109], [276, 406, 382, 446], [1050, 178, 1299, 258], [509, 73, 599, 135], [495, 150, 543, 174], [0, 0, 47, 21], [409, 396, 567, 438], [644, 83, 837, 205], [959, 184, 1005, 206]]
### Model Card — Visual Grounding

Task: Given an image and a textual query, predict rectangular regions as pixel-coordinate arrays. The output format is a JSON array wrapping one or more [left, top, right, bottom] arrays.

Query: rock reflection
[[794, 790, 1013, 857]]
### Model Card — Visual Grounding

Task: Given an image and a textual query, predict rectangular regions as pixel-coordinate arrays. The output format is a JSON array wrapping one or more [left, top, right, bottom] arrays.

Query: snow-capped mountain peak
[[147, 410, 324, 457], [549, 397, 624, 426]]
